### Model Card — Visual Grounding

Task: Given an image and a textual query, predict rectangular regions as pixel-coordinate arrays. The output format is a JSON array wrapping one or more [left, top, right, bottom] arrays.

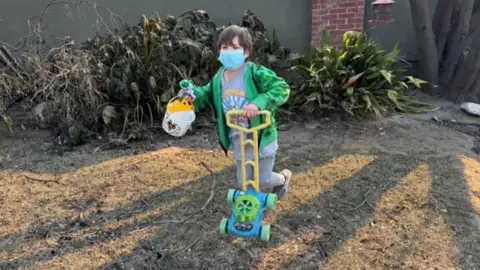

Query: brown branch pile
[[0, 1, 291, 143]]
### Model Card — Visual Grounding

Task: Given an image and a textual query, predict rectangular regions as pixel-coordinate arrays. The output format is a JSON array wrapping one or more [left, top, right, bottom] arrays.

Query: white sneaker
[[273, 169, 292, 200]]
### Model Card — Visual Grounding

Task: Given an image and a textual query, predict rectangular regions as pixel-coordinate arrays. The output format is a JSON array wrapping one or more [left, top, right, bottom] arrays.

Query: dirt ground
[[1, 95, 480, 270]]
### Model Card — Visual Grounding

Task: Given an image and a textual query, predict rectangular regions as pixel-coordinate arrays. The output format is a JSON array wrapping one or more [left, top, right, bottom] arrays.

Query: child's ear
[[244, 50, 250, 59]]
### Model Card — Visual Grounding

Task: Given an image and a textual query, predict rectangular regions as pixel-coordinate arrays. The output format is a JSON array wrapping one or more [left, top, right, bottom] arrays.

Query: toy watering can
[[162, 80, 196, 137]]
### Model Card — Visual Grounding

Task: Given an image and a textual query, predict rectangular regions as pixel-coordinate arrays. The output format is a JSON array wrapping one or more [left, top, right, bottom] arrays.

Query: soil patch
[[0, 99, 479, 270]]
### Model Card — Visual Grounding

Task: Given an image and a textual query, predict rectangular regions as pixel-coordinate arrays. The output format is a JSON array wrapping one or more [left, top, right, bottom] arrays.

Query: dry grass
[[0, 147, 233, 269], [323, 164, 460, 269], [255, 155, 376, 269], [0, 147, 479, 269], [459, 155, 480, 228]]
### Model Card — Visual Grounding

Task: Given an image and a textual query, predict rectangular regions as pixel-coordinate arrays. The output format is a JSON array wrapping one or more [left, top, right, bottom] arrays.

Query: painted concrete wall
[[0, 0, 311, 53]]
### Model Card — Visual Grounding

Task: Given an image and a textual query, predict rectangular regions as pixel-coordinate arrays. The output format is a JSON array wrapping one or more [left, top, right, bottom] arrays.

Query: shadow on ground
[[1, 144, 478, 270]]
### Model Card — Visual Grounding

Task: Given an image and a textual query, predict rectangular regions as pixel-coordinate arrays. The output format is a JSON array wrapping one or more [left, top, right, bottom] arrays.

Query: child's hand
[[178, 88, 195, 102], [183, 95, 195, 103], [244, 103, 260, 118]]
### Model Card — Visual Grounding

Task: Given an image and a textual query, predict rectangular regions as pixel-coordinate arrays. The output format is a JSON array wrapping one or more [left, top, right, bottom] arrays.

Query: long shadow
[[273, 153, 422, 269], [5, 151, 477, 269], [0, 164, 236, 269], [0, 146, 323, 269], [273, 154, 480, 269], [429, 155, 480, 269], [93, 153, 420, 269], [0, 130, 213, 175]]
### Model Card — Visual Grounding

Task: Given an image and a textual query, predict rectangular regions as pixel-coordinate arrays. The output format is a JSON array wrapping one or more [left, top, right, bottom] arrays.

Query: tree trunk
[[441, 0, 475, 87], [448, 29, 480, 101], [433, 1, 454, 61], [469, 71, 480, 103], [469, 0, 480, 35], [409, 0, 439, 95]]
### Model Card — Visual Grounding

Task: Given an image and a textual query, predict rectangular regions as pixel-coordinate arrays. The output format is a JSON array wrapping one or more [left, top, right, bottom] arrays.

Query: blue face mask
[[218, 49, 245, 70]]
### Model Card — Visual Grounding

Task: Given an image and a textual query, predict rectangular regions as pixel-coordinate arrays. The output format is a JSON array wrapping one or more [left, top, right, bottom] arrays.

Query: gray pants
[[235, 154, 285, 191]]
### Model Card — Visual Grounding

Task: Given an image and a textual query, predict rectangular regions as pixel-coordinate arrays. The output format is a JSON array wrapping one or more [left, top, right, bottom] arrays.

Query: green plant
[[288, 29, 431, 118]]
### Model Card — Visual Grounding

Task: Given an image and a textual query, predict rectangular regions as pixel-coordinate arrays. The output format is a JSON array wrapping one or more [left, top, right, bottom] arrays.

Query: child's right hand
[[178, 79, 196, 102], [183, 94, 195, 103]]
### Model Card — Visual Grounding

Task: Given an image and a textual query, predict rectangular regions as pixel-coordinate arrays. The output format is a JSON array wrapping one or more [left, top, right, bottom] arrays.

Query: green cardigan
[[193, 61, 290, 155]]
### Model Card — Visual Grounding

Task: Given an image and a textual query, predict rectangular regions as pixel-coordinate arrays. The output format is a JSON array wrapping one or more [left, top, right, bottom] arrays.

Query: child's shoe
[[273, 169, 292, 200]]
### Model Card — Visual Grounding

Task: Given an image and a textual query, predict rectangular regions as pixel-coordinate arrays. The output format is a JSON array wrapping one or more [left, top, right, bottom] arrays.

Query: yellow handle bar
[[225, 110, 271, 192], [225, 110, 271, 132]]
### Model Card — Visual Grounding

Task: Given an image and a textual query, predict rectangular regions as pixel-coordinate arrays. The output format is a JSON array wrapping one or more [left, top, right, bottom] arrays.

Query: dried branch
[[152, 161, 216, 225], [23, 174, 64, 185], [8, 0, 125, 52], [0, 5, 290, 143]]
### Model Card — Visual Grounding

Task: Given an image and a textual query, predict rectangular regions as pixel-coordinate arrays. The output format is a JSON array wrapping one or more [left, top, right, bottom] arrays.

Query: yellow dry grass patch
[[34, 227, 155, 270], [255, 229, 325, 270], [458, 155, 480, 228], [265, 154, 377, 223], [323, 164, 460, 270], [0, 147, 233, 268], [259, 154, 376, 267]]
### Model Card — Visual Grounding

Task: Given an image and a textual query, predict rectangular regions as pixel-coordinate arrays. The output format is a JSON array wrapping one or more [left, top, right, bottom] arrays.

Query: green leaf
[[384, 43, 400, 63], [320, 28, 330, 47], [362, 94, 372, 109], [387, 90, 399, 103], [347, 87, 354, 96], [406, 76, 427, 88], [399, 82, 408, 89], [380, 70, 392, 84]]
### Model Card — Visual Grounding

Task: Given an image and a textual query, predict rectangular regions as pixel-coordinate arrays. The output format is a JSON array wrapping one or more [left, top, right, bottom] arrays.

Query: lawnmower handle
[[226, 110, 271, 132]]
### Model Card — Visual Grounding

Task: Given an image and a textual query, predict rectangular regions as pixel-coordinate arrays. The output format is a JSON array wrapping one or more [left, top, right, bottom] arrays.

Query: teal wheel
[[219, 218, 229, 235], [260, 224, 271, 241], [227, 189, 236, 204], [265, 194, 278, 211]]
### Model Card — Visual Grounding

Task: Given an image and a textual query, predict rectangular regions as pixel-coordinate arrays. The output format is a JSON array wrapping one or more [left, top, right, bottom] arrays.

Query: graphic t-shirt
[[221, 64, 277, 160]]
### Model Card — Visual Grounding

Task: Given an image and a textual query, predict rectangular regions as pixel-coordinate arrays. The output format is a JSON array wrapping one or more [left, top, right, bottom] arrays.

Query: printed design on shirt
[[222, 88, 248, 128]]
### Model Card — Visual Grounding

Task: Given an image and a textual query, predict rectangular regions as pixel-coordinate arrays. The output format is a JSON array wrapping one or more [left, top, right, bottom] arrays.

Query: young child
[[181, 25, 292, 199]]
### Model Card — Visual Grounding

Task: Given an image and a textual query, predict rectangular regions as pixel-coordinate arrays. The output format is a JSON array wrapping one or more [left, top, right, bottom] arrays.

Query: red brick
[[337, 24, 356, 30], [348, 7, 363, 13], [329, 8, 347, 14], [311, 0, 365, 46], [338, 13, 356, 19], [329, 30, 347, 36], [330, 18, 347, 25], [325, 24, 338, 30], [339, 2, 360, 8], [321, 14, 338, 20]]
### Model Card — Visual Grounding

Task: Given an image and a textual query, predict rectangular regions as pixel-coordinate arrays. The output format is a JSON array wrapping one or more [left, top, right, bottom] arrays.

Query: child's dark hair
[[216, 25, 253, 54]]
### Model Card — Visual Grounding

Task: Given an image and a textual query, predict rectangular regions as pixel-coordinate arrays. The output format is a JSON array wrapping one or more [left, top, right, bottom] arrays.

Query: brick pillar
[[311, 0, 365, 47]]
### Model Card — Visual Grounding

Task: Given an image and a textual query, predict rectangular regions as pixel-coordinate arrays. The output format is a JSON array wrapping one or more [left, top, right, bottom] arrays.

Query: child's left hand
[[244, 103, 260, 118]]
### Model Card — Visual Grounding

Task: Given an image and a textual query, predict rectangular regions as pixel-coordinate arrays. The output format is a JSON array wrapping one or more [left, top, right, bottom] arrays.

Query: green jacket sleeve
[[192, 81, 212, 112], [251, 65, 290, 111]]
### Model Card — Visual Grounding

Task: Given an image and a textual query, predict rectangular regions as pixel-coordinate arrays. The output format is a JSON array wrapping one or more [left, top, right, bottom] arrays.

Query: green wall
[[363, 0, 438, 73], [0, 0, 311, 53]]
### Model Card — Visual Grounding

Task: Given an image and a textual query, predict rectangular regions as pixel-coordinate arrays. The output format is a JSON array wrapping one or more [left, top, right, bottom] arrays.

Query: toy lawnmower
[[219, 110, 278, 241]]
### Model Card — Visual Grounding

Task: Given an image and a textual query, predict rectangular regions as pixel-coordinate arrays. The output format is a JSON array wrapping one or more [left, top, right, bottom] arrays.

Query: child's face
[[220, 36, 250, 59]]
